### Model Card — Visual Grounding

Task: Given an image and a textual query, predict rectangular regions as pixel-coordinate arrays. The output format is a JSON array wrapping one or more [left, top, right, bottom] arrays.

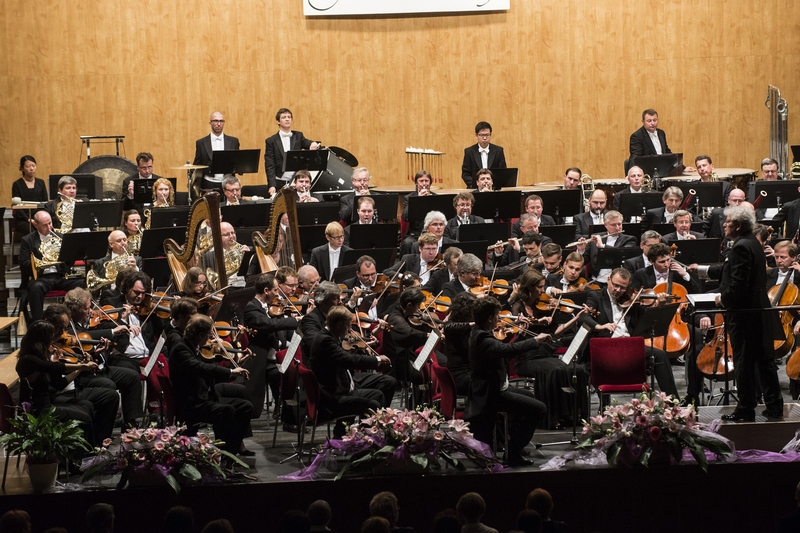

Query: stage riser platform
[[700, 403, 800, 452]]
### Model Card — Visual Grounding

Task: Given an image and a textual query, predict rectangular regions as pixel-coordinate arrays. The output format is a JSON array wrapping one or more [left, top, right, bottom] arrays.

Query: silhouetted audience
[[432, 510, 462, 533], [778, 481, 800, 533], [361, 517, 391, 533], [162, 506, 195, 533], [201, 519, 234, 533], [456, 493, 498, 533], [279, 511, 311, 533], [86, 503, 115, 533], [525, 489, 567, 533], [307, 500, 336, 533], [0, 510, 32, 533], [513, 510, 542, 533], [369, 491, 415, 533]]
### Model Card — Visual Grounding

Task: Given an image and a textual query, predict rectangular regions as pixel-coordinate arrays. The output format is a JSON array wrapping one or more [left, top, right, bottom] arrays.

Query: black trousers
[[728, 312, 783, 414], [81, 365, 144, 424], [353, 372, 397, 408], [27, 275, 85, 321], [472, 388, 547, 458], [185, 398, 253, 454]]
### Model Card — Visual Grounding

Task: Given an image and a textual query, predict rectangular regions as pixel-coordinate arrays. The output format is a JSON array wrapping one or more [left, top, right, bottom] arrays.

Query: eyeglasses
[[210, 119, 225, 123], [477, 133, 492, 138], [327, 234, 345, 240], [132, 289, 146, 296]]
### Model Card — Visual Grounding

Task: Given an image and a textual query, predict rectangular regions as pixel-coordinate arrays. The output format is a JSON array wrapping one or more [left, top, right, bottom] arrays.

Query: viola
[[493, 311, 521, 340], [566, 277, 601, 292], [200, 340, 246, 363], [372, 274, 402, 295], [535, 294, 598, 317]]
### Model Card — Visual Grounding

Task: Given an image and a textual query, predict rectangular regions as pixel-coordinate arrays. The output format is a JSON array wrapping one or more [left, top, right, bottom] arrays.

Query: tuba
[[253, 186, 303, 273], [31, 233, 63, 280], [56, 195, 76, 233], [86, 253, 130, 291], [580, 174, 594, 211]]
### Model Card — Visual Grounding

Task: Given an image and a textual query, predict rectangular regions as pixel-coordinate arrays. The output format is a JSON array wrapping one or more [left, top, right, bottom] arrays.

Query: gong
[[73, 155, 137, 200]]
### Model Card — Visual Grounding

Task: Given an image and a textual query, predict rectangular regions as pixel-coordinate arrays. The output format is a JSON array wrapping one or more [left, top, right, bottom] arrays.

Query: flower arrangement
[[327, 407, 500, 480], [577, 392, 733, 471], [81, 425, 248, 492]]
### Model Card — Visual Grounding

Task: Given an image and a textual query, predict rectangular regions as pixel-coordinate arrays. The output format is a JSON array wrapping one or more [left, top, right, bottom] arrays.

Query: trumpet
[[565, 230, 625, 249]]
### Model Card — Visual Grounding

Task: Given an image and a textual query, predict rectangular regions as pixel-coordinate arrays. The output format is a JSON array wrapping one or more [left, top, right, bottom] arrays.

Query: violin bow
[[375, 261, 405, 303], [67, 320, 90, 363], [91, 300, 121, 328], [141, 282, 173, 328], [616, 288, 643, 327], [276, 287, 303, 316], [210, 329, 242, 369], [419, 259, 445, 277]]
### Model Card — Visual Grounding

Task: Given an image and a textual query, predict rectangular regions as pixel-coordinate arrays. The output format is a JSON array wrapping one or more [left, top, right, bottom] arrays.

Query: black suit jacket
[[574, 211, 607, 239], [622, 255, 646, 274], [581, 289, 648, 336], [585, 234, 638, 278], [444, 215, 486, 241], [421, 268, 453, 295], [399, 236, 458, 257], [20, 231, 73, 281], [660, 231, 705, 243], [193, 134, 240, 171], [629, 126, 671, 158], [307, 327, 380, 403], [384, 253, 422, 278], [441, 279, 467, 299], [612, 187, 642, 211], [631, 265, 699, 293], [643, 207, 668, 230], [309, 244, 353, 281], [264, 130, 313, 190], [768, 198, 800, 239], [461, 144, 507, 188], [299, 307, 326, 364], [243, 298, 299, 359], [703, 208, 725, 239]]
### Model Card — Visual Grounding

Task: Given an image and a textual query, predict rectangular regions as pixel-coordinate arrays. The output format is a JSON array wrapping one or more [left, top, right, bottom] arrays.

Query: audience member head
[[457, 492, 488, 525], [306, 500, 332, 531], [525, 488, 555, 520], [201, 519, 234, 533], [369, 491, 400, 527], [515, 510, 542, 533], [162, 505, 194, 533], [278, 511, 310, 533], [432, 509, 461, 533], [0, 510, 31, 533], [360, 517, 390, 533], [86, 503, 115, 533]]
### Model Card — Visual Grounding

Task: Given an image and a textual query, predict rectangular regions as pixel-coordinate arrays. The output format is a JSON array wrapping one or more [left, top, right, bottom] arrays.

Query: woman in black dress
[[11, 155, 48, 239]]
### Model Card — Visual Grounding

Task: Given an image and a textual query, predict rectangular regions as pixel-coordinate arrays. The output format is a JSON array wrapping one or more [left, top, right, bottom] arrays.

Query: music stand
[[311, 151, 355, 192], [332, 264, 357, 284], [71, 200, 123, 230], [214, 287, 257, 324], [48, 174, 103, 200], [631, 153, 684, 178], [595, 247, 641, 270], [298, 225, 328, 255], [342, 248, 396, 273], [675, 182, 724, 209], [283, 149, 329, 174], [234, 227, 262, 248], [132, 178, 178, 205], [749, 180, 800, 207], [148, 206, 191, 228], [297, 202, 339, 225], [209, 149, 261, 176], [619, 192, 663, 221], [408, 194, 456, 225], [458, 222, 510, 248], [630, 303, 681, 393], [59, 231, 110, 276], [535, 189, 583, 223], [472, 191, 522, 220], [236, 251, 256, 277], [139, 227, 187, 258], [488, 168, 518, 189], [364, 193, 399, 222], [670, 239, 721, 265], [588, 224, 642, 243], [221, 203, 270, 228], [242, 185, 271, 198], [539, 225, 578, 248], [347, 224, 400, 250], [141, 257, 172, 289]]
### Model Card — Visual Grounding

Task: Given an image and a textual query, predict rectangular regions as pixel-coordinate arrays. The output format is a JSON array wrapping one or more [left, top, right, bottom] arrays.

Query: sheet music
[[413, 332, 440, 371], [280, 332, 302, 373], [141, 334, 166, 377], [560, 324, 592, 366]]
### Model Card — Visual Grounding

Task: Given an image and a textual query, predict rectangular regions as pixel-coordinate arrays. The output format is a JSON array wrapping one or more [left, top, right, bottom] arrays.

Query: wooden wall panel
[[1, 0, 798, 207]]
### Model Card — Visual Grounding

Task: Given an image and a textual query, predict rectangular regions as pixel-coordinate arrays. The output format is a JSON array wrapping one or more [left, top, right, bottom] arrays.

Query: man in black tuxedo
[[643, 186, 684, 231], [577, 211, 638, 281], [767, 241, 800, 288], [339, 167, 372, 223], [445, 191, 485, 241], [385, 233, 441, 287], [343, 196, 379, 247], [629, 109, 671, 159], [461, 121, 507, 188], [580, 268, 679, 398], [299, 281, 341, 364], [90, 230, 142, 286], [169, 315, 252, 454], [309, 222, 351, 281], [491, 231, 544, 271], [402, 170, 434, 239], [695, 154, 731, 204], [264, 107, 319, 195], [464, 297, 547, 466], [307, 305, 395, 434], [399, 211, 457, 256], [422, 246, 462, 295], [612, 165, 646, 212], [20, 211, 85, 321], [122, 152, 162, 214], [621, 230, 662, 274], [511, 195, 555, 238], [343, 255, 386, 319], [716, 206, 783, 421], [192, 111, 240, 195], [573, 189, 608, 239], [219, 176, 253, 206], [660, 210, 704, 242], [441, 253, 483, 299]]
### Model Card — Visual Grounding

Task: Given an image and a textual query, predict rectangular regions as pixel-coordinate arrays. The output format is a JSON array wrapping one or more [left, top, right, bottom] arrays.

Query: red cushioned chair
[[589, 336, 650, 412], [431, 361, 464, 420]]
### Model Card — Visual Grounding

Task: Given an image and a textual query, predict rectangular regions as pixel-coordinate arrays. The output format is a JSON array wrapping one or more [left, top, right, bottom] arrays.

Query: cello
[[696, 313, 734, 379], [767, 267, 798, 358], [651, 248, 691, 358]]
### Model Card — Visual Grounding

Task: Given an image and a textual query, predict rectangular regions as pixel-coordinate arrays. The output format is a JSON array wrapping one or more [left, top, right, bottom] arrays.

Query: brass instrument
[[143, 202, 169, 230], [711, 172, 719, 182], [197, 221, 213, 254], [580, 174, 594, 211], [252, 186, 303, 273], [86, 253, 131, 291], [641, 174, 652, 193], [164, 192, 226, 291], [31, 233, 63, 280], [127, 228, 143, 256], [679, 189, 696, 210], [766, 85, 789, 179], [752, 190, 768, 210], [56, 194, 76, 233], [206, 242, 245, 290]]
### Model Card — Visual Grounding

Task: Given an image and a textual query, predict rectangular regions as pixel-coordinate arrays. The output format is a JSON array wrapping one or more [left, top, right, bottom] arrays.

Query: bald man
[[202, 222, 250, 275], [192, 111, 240, 197], [573, 189, 608, 239], [91, 230, 142, 288]]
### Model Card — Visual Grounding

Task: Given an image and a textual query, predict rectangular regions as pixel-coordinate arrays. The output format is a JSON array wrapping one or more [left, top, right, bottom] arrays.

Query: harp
[[164, 191, 226, 291], [253, 186, 303, 272]]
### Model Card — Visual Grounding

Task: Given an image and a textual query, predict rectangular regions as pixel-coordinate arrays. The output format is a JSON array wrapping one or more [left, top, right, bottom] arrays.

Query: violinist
[[402, 170, 434, 238], [622, 231, 662, 274], [661, 210, 703, 242], [343, 255, 381, 320], [343, 196, 379, 248], [442, 253, 484, 299], [62, 290, 143, 428], [422, 246, 462, 295], [441, 292, 478, 395], [180, 267, 210, 300], [300, 281, 342, 364], [399, 211, 456, 256], [537, 243, 564, 279], [297, 265, 321, 299], [544, 252, 586, 296], [384, 233, 442, 286], [580, 268, 680, 398], [307, 306, 396, 437], [309, 221, 352, 281], [444, 192, 485, 241], [16, 320, 116, 446], [243, 272, 302, 419], [274, 266, 308, 317], [164, 297, 200, 355], [509, 270, 590, 430], [577, 210, 637, 283], [169, 314, 252, 455]]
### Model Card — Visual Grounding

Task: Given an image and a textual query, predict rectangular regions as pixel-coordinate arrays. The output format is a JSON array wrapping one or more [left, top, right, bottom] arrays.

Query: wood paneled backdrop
[[1, 0, 798, 206]]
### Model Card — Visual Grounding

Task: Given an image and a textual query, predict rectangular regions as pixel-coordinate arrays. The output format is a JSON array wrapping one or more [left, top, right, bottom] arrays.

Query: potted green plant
[[0, 406, 92, 491]]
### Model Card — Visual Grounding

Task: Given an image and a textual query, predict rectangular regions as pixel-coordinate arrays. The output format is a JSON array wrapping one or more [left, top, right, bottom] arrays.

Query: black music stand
[[311, 151, 355, 192], [472, 191, 522, 220], [488, 168, 518, 189], [235, 251, 256, 277], [458, 222, 510, 248], [408, 194, 457, 224], [284, 149, 329, 175], [342, 248, 396, 273], [332, 264, 357, 284], [148, 207, 191, 228], [631, 153, 684, 179], [214, 287, 257, 323], [59, 231, 110, 276], [221, 203, 270, 228], [595, 247, 641, 271], [209, 149, 261, 176], [139, 227, 187, 258], [364, 193, 399, 222], [670, 239, 721, 265], [347, 224, 400, 250], [297, 202, 339, 225], [749, 180, 800, 207], [535, 189, 583, 223], [72, 201, 123, 230], [141, 257, 171, 289], [619, 192, 663, 221], [132, 178, 178, 205], [539, 225, 578, 248], [298, 225, 328, 256], [675, 183, 724, 210], [234, 227, 262, 248], [630, 303, 681, 394], [48, 174, 103, 200]]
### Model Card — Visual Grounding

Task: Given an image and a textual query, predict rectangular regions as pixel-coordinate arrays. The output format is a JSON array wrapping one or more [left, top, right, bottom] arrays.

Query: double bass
[[651, 250, 691, 358]]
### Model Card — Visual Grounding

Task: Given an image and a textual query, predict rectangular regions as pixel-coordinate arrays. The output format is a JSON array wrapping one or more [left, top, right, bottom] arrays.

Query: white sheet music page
[[413, 332, 440, 371], [280, 332, 302, 373]]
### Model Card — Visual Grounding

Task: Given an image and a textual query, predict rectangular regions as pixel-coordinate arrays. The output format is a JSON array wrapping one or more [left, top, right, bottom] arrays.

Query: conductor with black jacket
[[464, 297, 548, 467]]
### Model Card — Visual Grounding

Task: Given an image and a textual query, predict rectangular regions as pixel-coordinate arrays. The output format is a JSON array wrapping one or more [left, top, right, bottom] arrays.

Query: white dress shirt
[[649, 131, 662, 155]]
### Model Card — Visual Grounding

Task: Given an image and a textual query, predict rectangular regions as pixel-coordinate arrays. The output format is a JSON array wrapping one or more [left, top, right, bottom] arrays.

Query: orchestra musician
[[767, 241, 800, 287], [307, 305, 395, 437], [400, 211, 457, 256], [695, 155, 731, 203], [151, 177, 174, 208], [660, 210, 704, 242], [120, 210, 142, 253], [492, 231, 545, 272], [464, 296, 547, 467], [577, 210, 638, 283], [511, 195, 556, 237], [42, 176, 78, 232], [309, 222, 351, 281], [264, 108, 320, 196], [422, 246, 462, 295], [122, 152, 161, 214], [169, 314, 252, 455], [622, 231, 662, 274], [299, 281, 341, 365], [384, 233, 442, 287], [562, 167, 582, 190], [704, 188, 746, 239], [91, 231, 142, 283], [402, 170, 434, 238], [339, 167, 372, 224], [192, 111, 240, 193], [643, 186, 684, 230], [445, 192, 485, 241], [297, 265, 321, 298], [20, 210, 86, 322], [764, 184, 800, 241], [461, 121, 507, 189], [544, 251, 586, 296], [343, 196, 379, 248], [220, 175, 251, 206], [574, 189, 608, 239], [535, 243, 564, 279], [629, 109, 671, 159], [612, 165, 646, 212], [343, 255, 382, 320], [441, 291, 478, 395], [293, 169, 319, 203], [474, 168, 495, 193], [11, 155, 48, 239], [202, 221, 250, 275], [441, 253, 484, 299]]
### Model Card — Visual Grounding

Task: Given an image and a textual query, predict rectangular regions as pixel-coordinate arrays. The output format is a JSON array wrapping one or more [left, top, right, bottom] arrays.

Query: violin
[[268, 296, 306, 317], [535, 294, 598, 317], [567, 277, 601, 293], [89, 305, 128, 328], [373, 274, 402, 295], [51, 343, 85, 364], [137, 300, 172, 319], [421, 291, 451, 313], [58, 331, 101, 353], [493, 310, 521, 340], [214, 321, 254, 351], [469, 276, 511, 296], [200, 340, 246, 363], [409, 312, 445, 327]]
